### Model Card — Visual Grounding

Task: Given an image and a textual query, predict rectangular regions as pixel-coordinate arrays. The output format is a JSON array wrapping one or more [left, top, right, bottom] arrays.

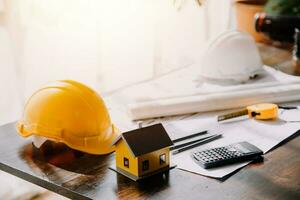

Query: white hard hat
[[198, 31, 263, 83]]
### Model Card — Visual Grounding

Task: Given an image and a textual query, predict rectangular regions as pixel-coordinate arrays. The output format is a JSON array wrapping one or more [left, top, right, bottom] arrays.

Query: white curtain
[[0, 0, 234, 123]]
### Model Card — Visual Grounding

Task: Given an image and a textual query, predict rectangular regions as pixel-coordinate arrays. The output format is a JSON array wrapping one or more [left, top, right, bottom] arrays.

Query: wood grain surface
[[0, 44, 299, 200]]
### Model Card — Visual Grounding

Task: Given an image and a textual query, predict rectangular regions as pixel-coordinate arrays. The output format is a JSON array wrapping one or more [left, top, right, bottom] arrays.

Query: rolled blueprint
[[128, 83, 300, 120], [109, 65, 300, 120]]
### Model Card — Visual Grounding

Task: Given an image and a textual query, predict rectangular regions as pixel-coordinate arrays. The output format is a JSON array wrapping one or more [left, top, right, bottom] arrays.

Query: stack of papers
[[105, 63, 300, 179]]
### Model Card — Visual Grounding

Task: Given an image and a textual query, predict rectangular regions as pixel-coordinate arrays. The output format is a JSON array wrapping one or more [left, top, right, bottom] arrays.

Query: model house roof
[[112, 123, 173, 157]]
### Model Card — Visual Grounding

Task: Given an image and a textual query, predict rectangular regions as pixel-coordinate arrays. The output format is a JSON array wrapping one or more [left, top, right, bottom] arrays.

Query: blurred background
[[0, 0, 299, 199], [0, 0, 233, 123]]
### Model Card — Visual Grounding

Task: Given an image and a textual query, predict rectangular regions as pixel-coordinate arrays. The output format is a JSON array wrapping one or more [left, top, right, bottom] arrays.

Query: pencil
[[172, 134, 222, 155], [172, 130, 208, 143], [170, 134, 218, 150]]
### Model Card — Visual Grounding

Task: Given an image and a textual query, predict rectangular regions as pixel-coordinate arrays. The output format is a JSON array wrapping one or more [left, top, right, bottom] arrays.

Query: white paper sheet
[[166, 110, 300, 178]]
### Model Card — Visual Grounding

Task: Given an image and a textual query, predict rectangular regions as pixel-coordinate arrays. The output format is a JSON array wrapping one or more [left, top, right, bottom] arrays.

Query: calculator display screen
[[234, 144, 251, 153]]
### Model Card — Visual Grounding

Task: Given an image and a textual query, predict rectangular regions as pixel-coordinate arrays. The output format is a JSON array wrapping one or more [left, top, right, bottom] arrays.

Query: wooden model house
[[112, 123, 173, 181]]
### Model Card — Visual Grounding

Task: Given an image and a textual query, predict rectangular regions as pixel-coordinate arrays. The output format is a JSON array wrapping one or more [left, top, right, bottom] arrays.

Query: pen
[[172, 134, 222, 155], [172, 130, 208, 143]]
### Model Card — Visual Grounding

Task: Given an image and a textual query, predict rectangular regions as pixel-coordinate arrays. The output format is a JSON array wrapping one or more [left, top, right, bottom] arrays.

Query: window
[[160, 154, 166, 165], [124, 157, 129, 168], [142, 160, 149, 171]]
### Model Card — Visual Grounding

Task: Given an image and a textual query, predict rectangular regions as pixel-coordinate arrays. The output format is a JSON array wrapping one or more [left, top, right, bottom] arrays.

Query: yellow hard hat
[[17, 80, 120, 155]]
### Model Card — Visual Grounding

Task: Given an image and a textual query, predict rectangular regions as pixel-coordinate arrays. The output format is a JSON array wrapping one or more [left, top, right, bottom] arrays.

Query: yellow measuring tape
[[218, 103, 278, 122]]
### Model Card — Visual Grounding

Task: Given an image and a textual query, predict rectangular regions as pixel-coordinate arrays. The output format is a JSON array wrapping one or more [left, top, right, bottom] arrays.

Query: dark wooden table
[[0, 45, 299, 200], [0, 122, 299, 200]]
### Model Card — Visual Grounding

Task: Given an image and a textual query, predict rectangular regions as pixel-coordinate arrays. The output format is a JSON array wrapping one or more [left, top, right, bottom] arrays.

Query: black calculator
[[191, 142, 263, 169]]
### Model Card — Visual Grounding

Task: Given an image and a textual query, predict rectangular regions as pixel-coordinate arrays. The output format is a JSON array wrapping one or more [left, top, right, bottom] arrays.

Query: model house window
[[124, 157, 129, 168], [160, 154, 166, 165], [142, 160, 149, 171]]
